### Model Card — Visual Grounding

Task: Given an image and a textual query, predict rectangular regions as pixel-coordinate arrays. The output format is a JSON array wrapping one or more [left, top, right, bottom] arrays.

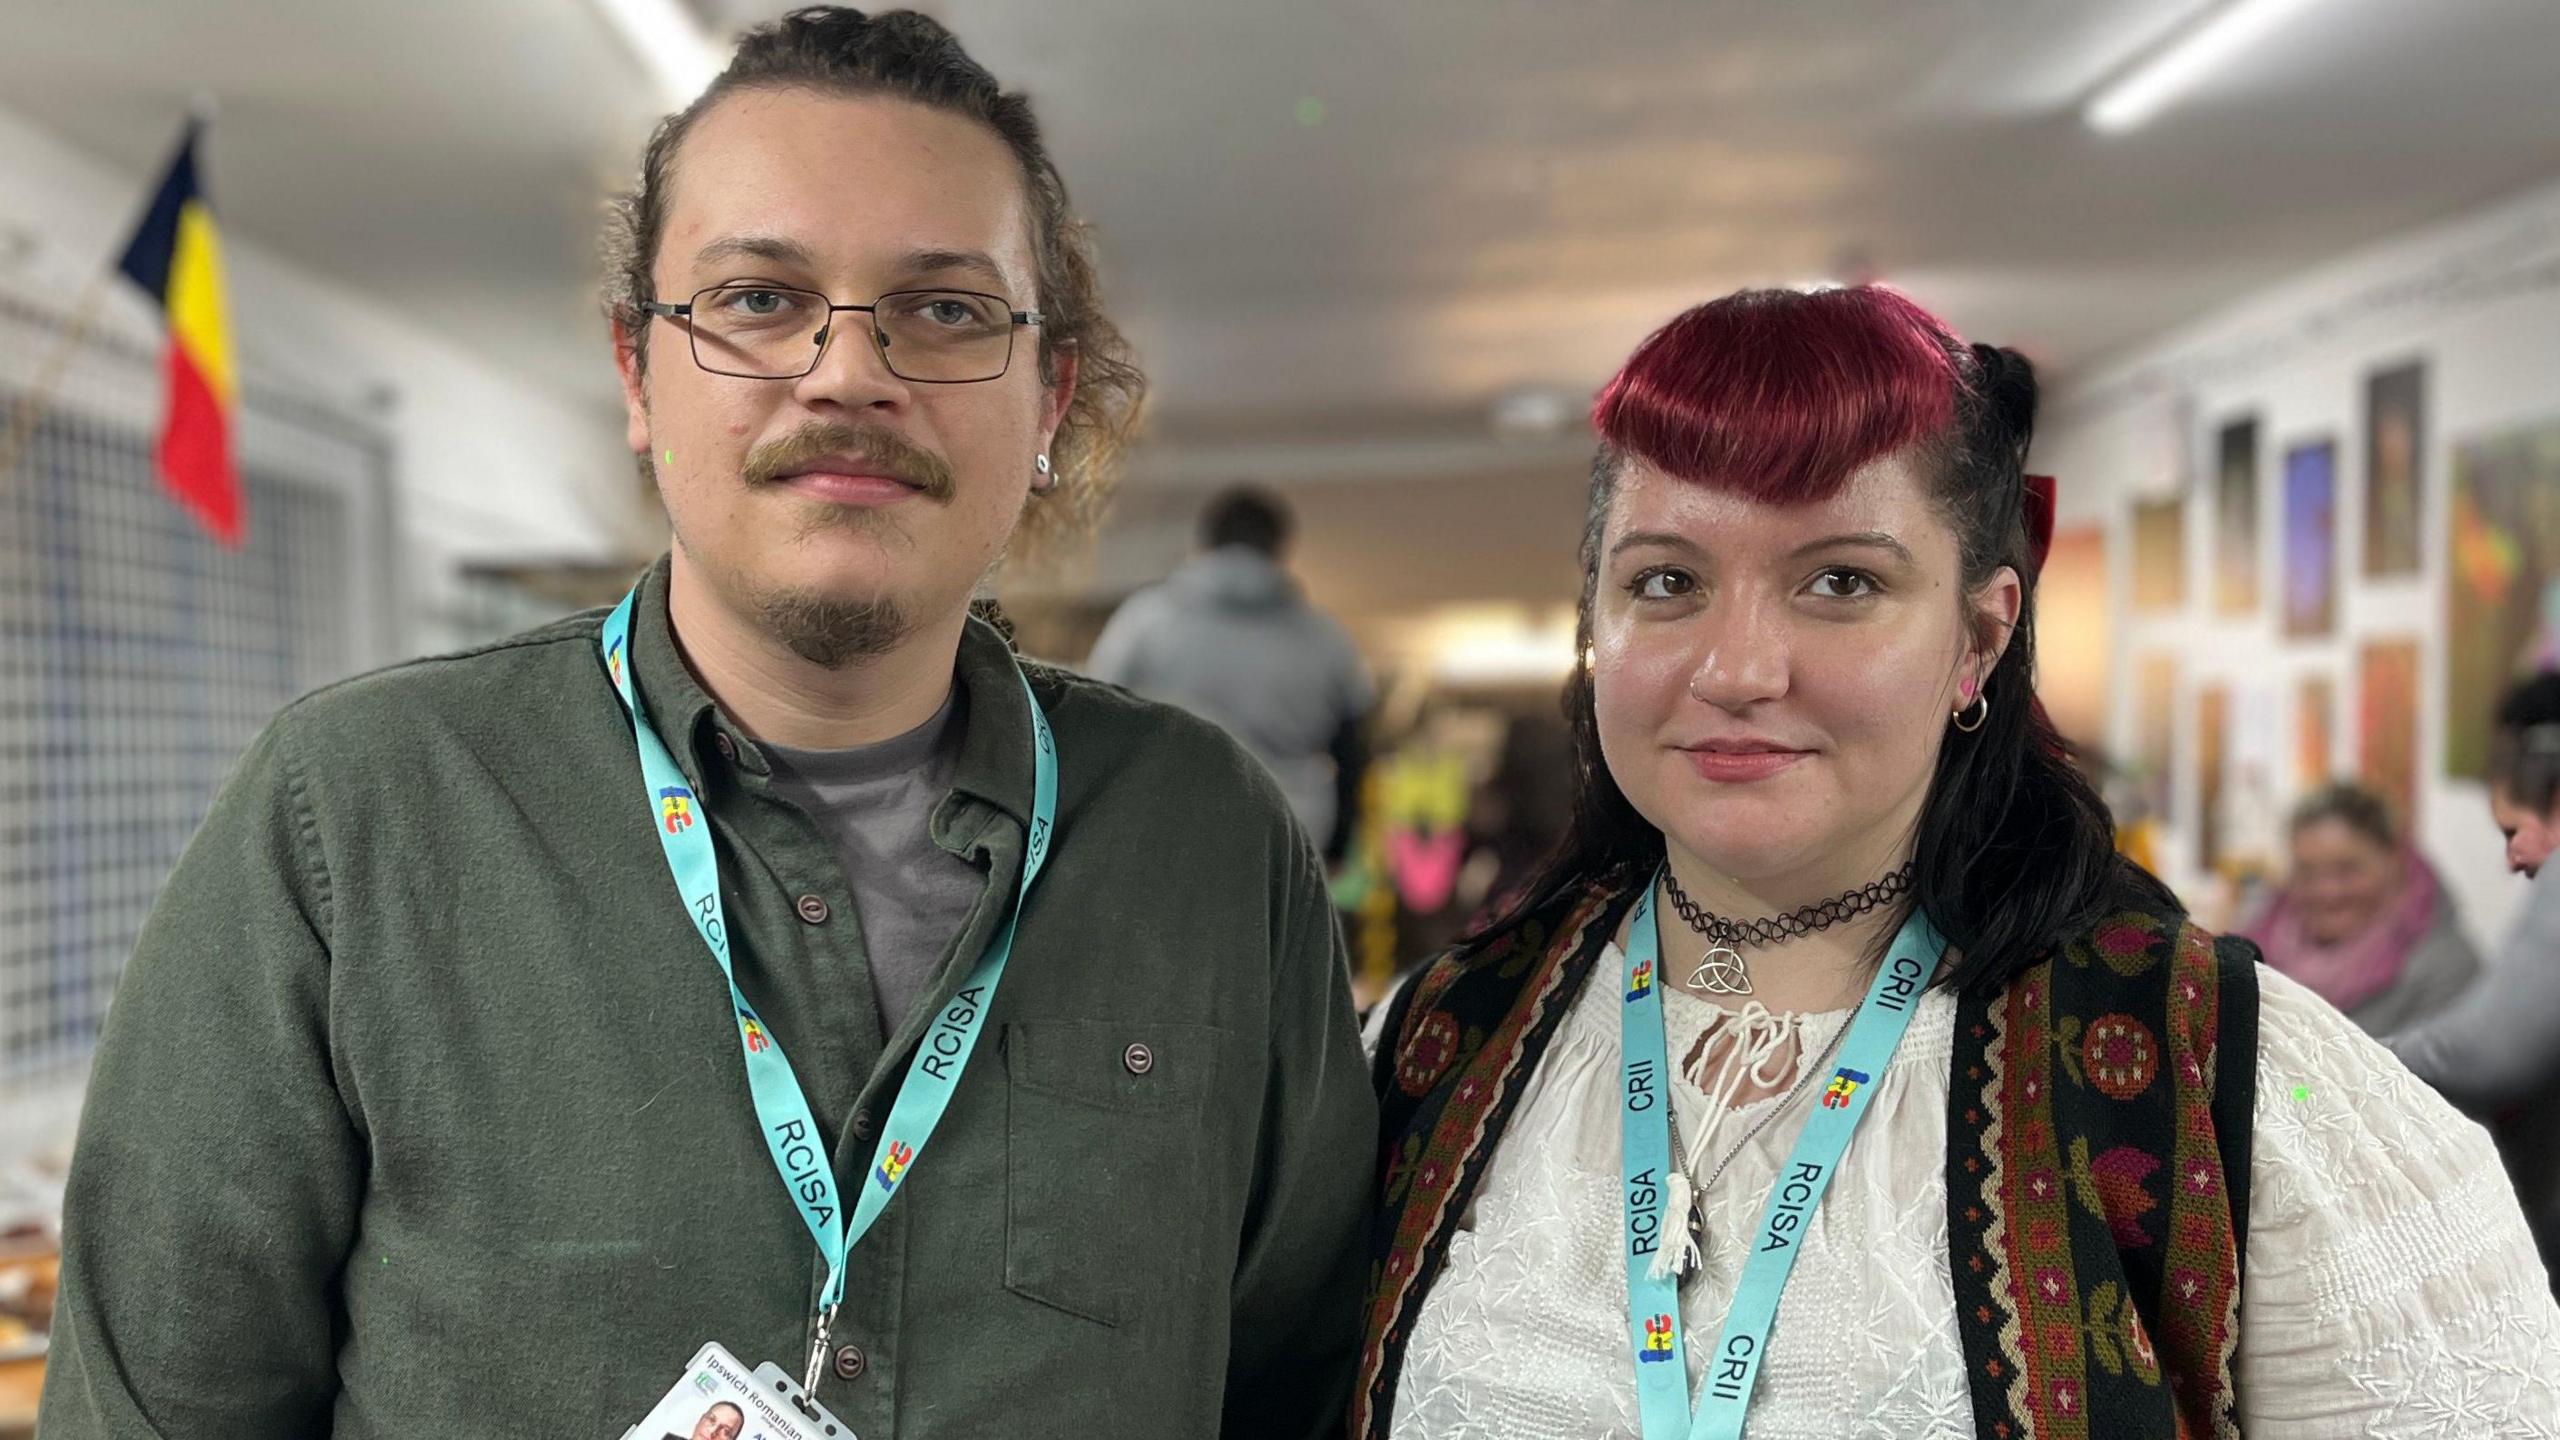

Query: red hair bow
[[2024, 474, 2057, 578]]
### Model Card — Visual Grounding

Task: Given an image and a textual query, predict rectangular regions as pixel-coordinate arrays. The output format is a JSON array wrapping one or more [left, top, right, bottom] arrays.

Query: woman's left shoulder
[[2246, 963, 2529, 1234], [2238, 965, 2560, 1426], [2250, 961, 2489, 1168], [2246, 965, 2540, 1228]]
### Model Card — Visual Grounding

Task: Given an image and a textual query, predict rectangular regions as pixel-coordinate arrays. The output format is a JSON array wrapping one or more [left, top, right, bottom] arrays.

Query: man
[[673, 1403, 745, 1440], [1087, 487, 1374, 860], [41, 10, 1374, 1437], [2391, 671, 2560, 1291]]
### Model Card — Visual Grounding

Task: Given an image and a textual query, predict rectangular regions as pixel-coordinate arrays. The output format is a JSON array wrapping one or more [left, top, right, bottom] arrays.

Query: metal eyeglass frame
[[639, 285, 1045, 383]]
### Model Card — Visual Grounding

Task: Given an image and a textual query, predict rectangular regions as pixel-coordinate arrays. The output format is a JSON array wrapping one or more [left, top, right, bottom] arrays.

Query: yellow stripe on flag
[[167, 200, 236, 406]]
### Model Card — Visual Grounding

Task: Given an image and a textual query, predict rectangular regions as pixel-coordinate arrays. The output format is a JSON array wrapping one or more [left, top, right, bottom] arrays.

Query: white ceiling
[[4, 0, 2559, 604], [961, 0, 2560, 443]]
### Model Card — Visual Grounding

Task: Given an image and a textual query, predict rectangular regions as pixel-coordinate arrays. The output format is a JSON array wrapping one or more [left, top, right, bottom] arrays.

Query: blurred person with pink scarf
[[2244, 782, 2481, 1040]]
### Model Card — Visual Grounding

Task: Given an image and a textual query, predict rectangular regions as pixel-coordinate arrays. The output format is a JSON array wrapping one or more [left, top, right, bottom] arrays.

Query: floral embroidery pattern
[[1948, 903, 2256, 1440], [2083, 1013, 2161, 1100], [1397, 1012, 1460, 1097], [2076, 1141, 2163, 1249]]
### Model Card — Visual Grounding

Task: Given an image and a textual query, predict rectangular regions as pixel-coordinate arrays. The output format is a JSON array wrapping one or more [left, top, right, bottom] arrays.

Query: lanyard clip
[[797, 1303, 839, 1415]]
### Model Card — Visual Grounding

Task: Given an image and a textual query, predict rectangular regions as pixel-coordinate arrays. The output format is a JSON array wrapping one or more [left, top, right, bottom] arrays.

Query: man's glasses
[[640, 285, 1043, 383]]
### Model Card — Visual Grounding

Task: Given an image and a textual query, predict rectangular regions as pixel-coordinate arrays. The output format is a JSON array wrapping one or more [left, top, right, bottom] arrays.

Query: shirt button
[[1123, 1042, 1155, 1076], [850, 1107, 873, 1141], [832, 1343, 867, 1381], [796, 894, 831, 925]]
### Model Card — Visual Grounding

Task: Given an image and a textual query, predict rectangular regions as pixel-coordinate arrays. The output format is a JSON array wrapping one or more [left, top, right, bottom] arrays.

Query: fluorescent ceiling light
[[586, 0, 724, 107], [2084, 0, 2333, 134]]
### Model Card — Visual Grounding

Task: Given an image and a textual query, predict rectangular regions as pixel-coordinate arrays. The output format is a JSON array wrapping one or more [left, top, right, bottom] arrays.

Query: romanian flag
[[116, 120, 242, 545]]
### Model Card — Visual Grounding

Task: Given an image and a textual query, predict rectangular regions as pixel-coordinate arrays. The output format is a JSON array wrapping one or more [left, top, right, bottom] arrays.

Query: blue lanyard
[[1620, 866, 1943, 1440], [600, 589, 1057, 1320]]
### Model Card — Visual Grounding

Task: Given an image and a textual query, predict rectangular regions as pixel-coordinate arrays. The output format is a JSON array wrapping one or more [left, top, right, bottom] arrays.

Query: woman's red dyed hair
[[1591, 285, 1963, 501]]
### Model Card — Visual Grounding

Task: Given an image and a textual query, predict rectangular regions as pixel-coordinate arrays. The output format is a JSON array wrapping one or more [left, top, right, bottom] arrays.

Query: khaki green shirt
[[41, 557, 1377, 1438]]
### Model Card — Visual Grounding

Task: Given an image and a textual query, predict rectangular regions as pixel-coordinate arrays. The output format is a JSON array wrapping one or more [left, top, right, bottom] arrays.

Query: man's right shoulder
[[262, 606, 614, 772]]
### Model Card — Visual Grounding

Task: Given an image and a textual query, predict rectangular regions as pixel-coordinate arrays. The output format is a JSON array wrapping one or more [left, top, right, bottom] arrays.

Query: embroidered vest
[[1356, 864, 2260, 1439]]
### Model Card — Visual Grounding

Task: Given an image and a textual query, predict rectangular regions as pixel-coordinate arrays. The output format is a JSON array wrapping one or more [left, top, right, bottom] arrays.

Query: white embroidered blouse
[[1386, 953, 2560, 1438]]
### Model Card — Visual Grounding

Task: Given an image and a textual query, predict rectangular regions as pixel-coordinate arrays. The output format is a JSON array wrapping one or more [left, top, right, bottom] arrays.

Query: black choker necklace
[[1661, 863, 1916, 995]]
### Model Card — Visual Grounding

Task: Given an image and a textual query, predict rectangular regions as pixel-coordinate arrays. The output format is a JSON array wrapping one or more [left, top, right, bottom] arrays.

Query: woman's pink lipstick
[[1682, 744, 1811, 783]]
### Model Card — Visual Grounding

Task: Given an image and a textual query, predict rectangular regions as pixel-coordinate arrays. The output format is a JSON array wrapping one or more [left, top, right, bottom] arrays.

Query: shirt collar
[[624, 553, 730, 793], [623, 553, 1035, 824], [945, 604, 1037, 828]]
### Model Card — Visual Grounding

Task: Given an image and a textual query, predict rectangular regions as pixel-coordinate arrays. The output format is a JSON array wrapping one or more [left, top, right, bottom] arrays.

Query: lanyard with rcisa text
[[600, 587, 1057, 1386], [1620, 865, 1943, 1439]]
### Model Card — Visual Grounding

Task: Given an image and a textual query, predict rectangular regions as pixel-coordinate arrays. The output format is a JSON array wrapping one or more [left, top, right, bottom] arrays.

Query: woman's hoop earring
[[1030, 453, 1056, 496], [1952, 694, 1991, 733]]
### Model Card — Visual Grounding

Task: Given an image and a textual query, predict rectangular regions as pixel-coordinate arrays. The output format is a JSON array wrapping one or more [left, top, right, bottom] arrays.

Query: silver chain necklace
[[1660, 1009, 1853, 1265]]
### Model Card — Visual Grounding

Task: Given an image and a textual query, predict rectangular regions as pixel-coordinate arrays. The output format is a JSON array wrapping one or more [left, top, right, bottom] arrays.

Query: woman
[[1359, 286, 2560, 1438], [2393, 672, 2560, 1293], [2242, 782, 2480, 1041]]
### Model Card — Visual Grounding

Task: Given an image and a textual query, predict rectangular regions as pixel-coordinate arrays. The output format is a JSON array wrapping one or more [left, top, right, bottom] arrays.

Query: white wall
[[2041, 173, 2560, 948], [0, 100, 651, 648]]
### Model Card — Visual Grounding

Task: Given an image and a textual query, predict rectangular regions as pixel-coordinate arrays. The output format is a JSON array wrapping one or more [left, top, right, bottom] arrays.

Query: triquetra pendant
[[1689, 946, 1753, 995]]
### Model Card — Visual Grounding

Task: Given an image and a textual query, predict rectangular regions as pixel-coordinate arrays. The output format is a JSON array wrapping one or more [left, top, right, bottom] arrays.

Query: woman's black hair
[[2489, 670, 2560, 813]]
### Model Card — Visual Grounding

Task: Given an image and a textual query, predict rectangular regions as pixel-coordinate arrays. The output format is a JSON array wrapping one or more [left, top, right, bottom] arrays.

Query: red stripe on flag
[[161, 342, 242, 545]]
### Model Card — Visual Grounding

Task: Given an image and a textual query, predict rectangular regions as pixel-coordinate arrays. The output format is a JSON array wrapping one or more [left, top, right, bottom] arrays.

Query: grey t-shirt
[[764, 692, 982, 1038]]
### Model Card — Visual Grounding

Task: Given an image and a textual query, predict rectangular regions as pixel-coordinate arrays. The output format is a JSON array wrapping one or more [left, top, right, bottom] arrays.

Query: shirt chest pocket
[[1001, 1018, 1229, 1327]]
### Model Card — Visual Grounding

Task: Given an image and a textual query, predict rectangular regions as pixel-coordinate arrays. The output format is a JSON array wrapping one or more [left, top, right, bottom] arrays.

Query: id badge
[[622, 1341, 858, 1440]]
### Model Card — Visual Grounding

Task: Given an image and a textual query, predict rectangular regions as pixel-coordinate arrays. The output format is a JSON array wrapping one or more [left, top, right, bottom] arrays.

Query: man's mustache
[[743, 423, 955, 501]]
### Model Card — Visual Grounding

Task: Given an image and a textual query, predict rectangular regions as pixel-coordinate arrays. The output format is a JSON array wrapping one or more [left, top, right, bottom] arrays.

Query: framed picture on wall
[[2197, 683, 2231, 870], [2131, 497, 2187, 612], [2445, 416, 2560, 777], [2364, 360, 2426, 578], [2214, 417, 2261, 616], [2282, 440, 2337, 639], [2295, 674, 2334, 788], [2358, 639, 2422, 834]]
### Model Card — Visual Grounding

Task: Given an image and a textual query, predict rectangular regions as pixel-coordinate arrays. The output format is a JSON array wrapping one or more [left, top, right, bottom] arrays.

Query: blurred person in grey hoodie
[[1088, 486, 1374, 859]]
